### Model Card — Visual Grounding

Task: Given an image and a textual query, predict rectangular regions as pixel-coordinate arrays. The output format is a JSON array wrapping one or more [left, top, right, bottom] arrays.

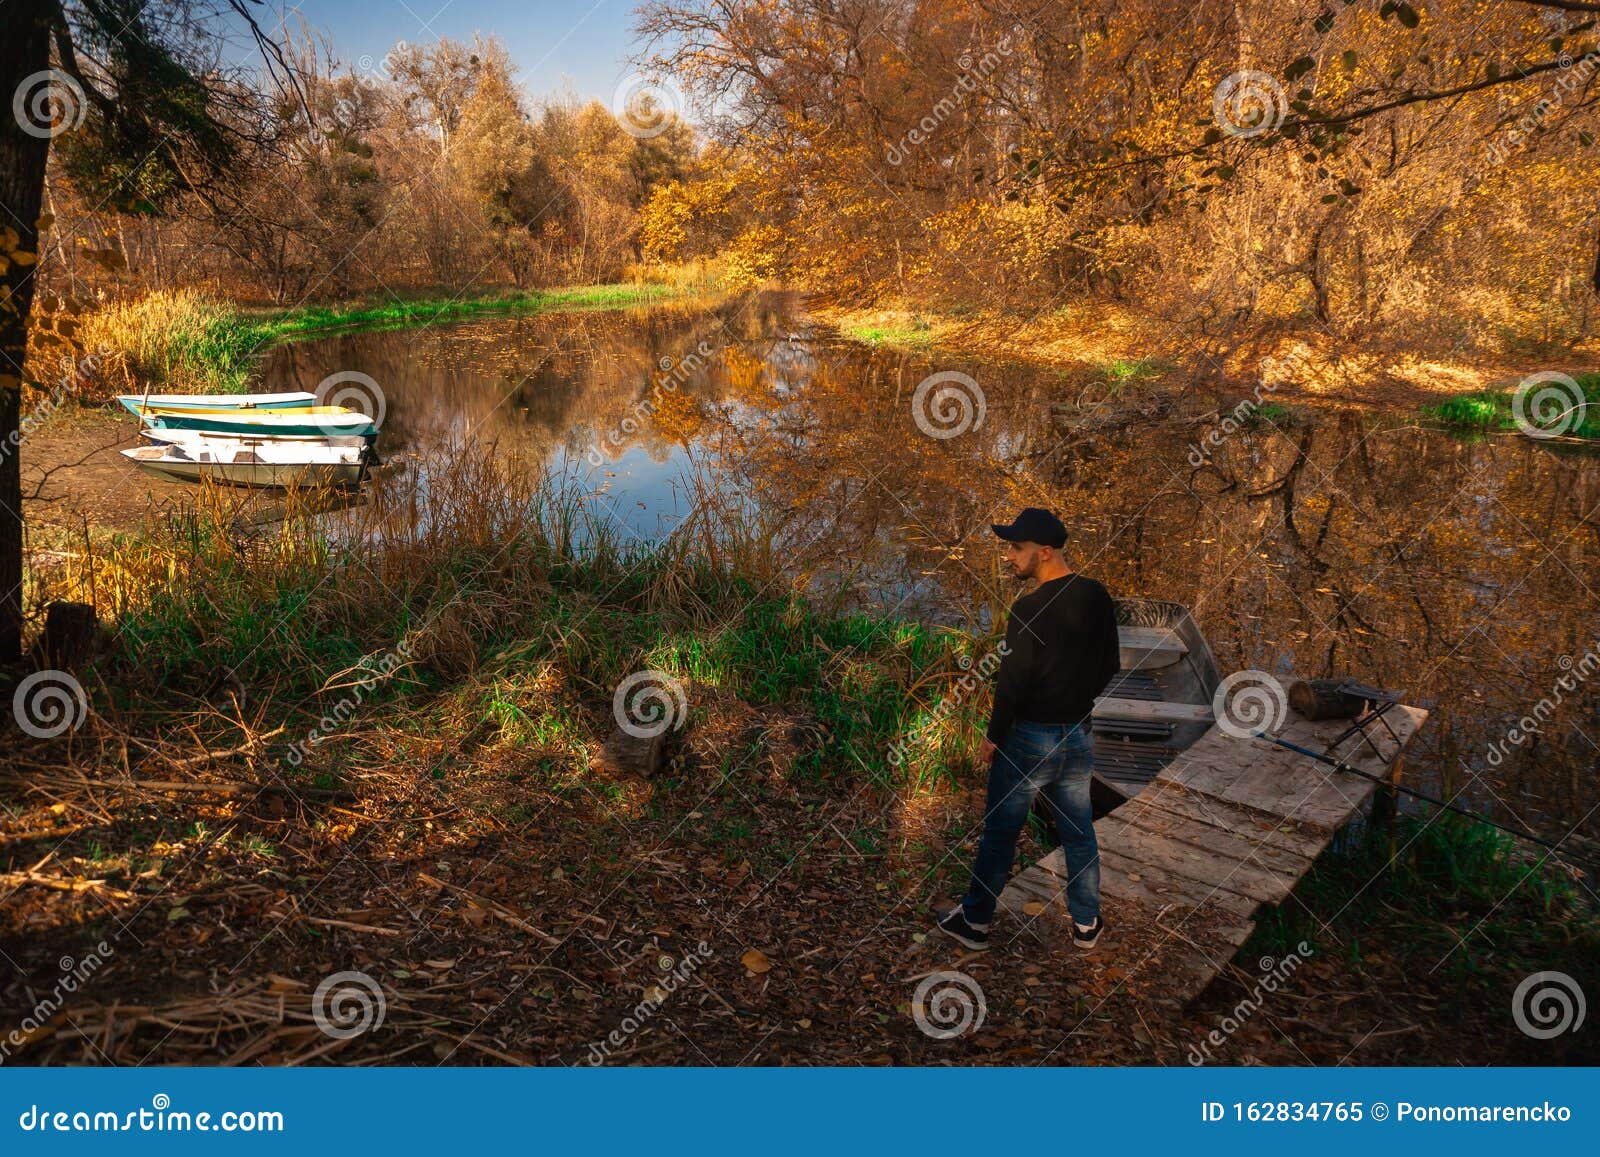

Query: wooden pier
[[998, 703, 1428, 1004]]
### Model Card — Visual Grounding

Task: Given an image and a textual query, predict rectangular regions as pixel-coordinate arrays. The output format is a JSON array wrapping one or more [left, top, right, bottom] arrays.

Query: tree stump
[[595, 727, 666, 778], [28, 601, 99, 671], [1288, 678, 1373, 721]]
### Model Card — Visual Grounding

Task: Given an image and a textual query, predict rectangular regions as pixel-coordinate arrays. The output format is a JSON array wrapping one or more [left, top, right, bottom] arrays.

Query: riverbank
[[5, 448, 1596, 1065], [811, 301, 1600, 428], [65, 277, 719, 398]]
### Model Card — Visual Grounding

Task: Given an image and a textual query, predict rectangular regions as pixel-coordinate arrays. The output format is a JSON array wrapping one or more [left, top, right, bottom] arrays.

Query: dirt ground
[[22, 407, 191, 536], [4, 687, 1591, 1067]]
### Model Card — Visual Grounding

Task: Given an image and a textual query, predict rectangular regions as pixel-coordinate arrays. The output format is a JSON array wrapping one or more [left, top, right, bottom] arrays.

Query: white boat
[[120, 439, 369, 488], [141, 425, 373, 451], [116, 391, 317, 414]]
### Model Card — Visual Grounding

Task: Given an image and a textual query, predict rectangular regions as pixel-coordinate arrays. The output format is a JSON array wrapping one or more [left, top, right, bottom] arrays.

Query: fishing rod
[[1257, 730, 1599, 871]]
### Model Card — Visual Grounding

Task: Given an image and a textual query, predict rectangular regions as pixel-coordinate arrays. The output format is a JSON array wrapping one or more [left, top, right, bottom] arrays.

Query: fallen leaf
[[741, 948, 772, 974]]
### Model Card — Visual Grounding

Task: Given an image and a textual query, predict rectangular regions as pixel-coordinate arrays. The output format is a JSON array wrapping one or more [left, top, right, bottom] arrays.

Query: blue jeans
[[961, 720, 1100, 927]]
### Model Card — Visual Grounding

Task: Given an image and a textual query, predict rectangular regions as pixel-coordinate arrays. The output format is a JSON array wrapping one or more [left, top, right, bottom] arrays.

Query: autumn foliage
[[636, 0, 1600, 359]]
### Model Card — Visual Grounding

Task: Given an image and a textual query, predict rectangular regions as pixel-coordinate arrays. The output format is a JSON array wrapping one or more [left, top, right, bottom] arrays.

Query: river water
[[256, 293, 1600, 843]]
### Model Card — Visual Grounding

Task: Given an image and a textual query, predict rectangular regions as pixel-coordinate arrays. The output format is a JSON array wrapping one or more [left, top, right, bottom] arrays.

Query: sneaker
[[935, 907, 990, 950], [1072, 915, 1104, 950]]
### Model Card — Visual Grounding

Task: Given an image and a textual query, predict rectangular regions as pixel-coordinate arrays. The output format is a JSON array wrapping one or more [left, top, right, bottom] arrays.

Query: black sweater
[[986, 574, 1121, 743]]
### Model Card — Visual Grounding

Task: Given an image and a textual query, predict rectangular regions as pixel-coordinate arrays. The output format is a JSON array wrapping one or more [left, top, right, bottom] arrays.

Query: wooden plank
[[1117, 625, 1186, 671], [1124, 780, 1328, 860], [1093, 696, 1215, 723], [1104, 818, 1306, 905], [1171, 709, 1425, 828], [997, 701, 1430, 1007], [1106, 798, 1314, 882]]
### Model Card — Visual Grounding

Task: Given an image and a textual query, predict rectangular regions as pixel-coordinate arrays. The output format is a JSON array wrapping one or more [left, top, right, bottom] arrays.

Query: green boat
[[135, 403, 379, 438]]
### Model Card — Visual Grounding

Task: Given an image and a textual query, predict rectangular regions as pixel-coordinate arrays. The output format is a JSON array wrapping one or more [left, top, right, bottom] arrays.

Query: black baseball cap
[[991, 507, 1068, 548]]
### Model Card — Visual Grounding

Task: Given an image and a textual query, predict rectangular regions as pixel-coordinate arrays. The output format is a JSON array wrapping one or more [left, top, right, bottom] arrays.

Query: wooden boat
[[120, 439, 369, 488], [134, 404, 379, 438], [117, 391, 316, 415], [1089, 598, 1224, 815]]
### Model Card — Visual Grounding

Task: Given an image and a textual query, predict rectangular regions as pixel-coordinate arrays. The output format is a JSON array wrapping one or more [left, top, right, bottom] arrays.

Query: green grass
[[1242, 401, 1304, 428], [843, 320, 936, 349], [1425, 373, 1600, 441], [1101, 357, 1172, 388]]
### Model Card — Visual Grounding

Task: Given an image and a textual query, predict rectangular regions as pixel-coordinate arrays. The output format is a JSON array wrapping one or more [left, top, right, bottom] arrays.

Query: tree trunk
[[0, 0, 57, 664]]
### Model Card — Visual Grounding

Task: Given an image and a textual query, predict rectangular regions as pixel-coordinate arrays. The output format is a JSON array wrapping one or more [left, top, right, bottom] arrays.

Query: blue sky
[[268, 0, 647, 100]]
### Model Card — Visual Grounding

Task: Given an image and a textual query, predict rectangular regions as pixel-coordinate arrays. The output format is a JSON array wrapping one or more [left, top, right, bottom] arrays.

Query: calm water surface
[[256, 294, 1600, 843]]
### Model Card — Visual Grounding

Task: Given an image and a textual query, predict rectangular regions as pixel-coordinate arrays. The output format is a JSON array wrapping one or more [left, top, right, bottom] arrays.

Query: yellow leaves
[[721, 224, 786, 290], [648, 384, 704, 445]]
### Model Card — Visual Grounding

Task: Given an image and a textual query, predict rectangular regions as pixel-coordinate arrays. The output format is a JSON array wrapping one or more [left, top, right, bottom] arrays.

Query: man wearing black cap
[[937, 507, 1120, 951]]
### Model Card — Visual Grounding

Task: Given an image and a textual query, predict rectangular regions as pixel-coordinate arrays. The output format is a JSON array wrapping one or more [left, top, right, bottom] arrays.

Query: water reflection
[[257, 295, 1600, 842]]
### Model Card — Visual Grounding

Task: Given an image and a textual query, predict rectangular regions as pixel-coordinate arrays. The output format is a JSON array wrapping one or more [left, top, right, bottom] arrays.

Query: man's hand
[[977, 738, 997, 764]]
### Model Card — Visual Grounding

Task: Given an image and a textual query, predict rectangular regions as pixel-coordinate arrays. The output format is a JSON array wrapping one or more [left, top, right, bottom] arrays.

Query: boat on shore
[[133, 404, 379, 438], [1090, 598, 1224, 815], [116, 391, 317, 414], [120, 438, 371, 488], [142, 425, 374, 451]]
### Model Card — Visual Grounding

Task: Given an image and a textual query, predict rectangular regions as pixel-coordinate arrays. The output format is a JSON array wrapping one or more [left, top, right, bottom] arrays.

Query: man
[[937, 507, 1121, 951]]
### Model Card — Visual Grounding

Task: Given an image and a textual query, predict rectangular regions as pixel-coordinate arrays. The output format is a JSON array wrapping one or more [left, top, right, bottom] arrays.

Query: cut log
[[1288, 678, 1378, 721], [28, 601, 99, 671], [595, 727, 665, 778]]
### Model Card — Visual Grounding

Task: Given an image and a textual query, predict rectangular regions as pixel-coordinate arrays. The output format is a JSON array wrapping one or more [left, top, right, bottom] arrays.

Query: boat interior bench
[[1117, 625, 1187, 671], [1092, 696, 1215, 724]]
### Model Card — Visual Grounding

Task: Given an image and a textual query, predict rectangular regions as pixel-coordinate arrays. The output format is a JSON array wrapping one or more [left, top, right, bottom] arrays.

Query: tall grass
[[1250, 811, 1599, 974], [64, 446, 994, 792], [80, 290, 261, 395]]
